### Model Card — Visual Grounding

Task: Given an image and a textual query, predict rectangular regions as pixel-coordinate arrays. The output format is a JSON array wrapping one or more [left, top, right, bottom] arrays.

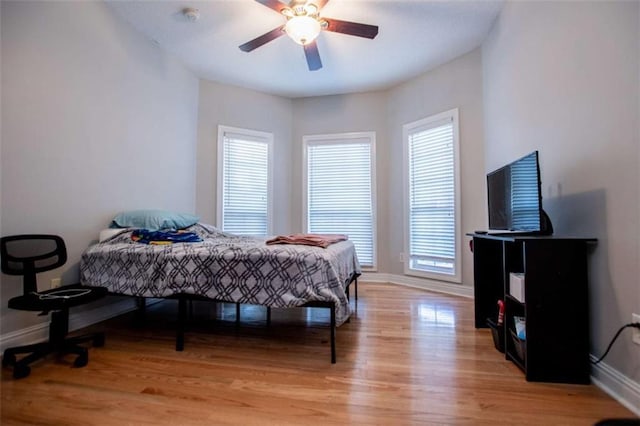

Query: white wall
[[196, 80, 293, 233], [386, 49, 486, 287], [483, 0, 639, 387], [1, 1, 199, 334]]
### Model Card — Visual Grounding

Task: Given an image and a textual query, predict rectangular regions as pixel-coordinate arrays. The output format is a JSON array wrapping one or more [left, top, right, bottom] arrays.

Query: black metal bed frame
[[132, 272, 359, 364]]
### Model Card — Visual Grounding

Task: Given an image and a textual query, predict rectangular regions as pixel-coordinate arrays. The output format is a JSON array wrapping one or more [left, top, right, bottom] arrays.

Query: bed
[[80, 223, 361, 362]]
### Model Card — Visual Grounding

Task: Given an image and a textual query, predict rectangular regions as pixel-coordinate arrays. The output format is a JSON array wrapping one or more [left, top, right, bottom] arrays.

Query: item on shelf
[[514, 316, 526, 340], [487, 317, 505, 353], [497, 299, 505, 325], [509, 272, 525, 303]]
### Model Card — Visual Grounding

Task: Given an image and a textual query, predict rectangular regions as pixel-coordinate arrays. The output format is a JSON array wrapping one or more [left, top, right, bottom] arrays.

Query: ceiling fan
[[239, 0, 379, 71]]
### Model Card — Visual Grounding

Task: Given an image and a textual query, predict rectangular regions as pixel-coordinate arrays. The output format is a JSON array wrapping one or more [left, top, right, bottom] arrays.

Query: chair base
[[2, 309, 105, 379]]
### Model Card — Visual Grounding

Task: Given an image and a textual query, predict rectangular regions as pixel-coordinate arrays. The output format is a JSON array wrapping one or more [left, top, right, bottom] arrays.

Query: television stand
[[485, 231, 547, 237], [469, 233, 596, 384]]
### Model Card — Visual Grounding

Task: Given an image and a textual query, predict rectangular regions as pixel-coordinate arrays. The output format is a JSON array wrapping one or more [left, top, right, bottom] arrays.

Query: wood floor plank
[[1, 283, 635, 425]]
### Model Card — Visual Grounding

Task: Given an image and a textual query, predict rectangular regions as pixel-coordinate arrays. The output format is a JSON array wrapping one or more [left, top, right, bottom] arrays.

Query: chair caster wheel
[[13, 364, 31, 379], [2, 353, 16, 367], [93, 334, 105, 348]]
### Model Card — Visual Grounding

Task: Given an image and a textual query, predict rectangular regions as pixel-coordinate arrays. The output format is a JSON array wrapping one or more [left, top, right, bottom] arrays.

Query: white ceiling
[[107, 0, 504, 98]]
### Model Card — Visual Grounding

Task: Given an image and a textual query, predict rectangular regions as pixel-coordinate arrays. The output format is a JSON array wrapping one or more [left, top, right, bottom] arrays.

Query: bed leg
[[355, 277, 358, 302], [235, 302, 241, 326], [134, 297, 146, 322], [266, 306, 271, 327], [176, 297, 186, 351], [330, 303, 336, 364]]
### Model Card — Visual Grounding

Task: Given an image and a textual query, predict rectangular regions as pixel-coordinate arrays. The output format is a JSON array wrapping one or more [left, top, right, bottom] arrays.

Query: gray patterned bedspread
[[80, 224, 361, 325]]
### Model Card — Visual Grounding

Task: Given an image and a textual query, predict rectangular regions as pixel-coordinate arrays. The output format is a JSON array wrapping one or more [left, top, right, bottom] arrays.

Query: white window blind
[[305, 133, 376, 267], [404, 110, 460, 281], [217, 126, 272, 236]]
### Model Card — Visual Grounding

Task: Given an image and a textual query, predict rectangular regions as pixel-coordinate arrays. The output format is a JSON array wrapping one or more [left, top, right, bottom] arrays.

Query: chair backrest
[[0, 235, 67, 294]]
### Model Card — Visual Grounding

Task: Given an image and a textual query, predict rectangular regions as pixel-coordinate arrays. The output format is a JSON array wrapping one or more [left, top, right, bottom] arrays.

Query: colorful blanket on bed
[[131, 229, 202, 245]]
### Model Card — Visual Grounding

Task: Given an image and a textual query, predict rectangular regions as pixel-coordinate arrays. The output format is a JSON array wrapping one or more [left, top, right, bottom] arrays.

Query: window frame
[[216, 125, 274, 237], [302, 131, 377, 270], [402, 109, 461, 283]]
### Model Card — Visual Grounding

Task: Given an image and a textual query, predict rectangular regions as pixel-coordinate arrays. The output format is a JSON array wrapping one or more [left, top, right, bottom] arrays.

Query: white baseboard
[[0, 297, 138, 353], [360, 272, 474, 298], [590, 356, 640, 416]]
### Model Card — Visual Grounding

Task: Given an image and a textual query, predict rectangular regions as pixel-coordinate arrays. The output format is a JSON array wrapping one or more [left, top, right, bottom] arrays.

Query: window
[[303, 132, 376, 268], [217, 125, 273, 236], [403, 109, 460, 282]]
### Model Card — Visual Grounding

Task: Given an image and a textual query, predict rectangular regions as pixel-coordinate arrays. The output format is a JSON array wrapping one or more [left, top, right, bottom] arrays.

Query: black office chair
[[1, 234, 108, 379]]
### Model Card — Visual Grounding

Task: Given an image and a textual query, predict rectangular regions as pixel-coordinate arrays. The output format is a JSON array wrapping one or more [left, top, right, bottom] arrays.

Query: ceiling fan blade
[[303, 41, 322, 71], [254, 0, 289, 13], [239, 26, 285, 52], [314, 0, 330, 10], [322, 18, 379, 39]]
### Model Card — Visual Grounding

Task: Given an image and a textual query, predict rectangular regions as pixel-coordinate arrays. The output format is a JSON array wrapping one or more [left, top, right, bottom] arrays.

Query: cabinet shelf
[[505, 294, 523, 306], [469, 233, 595, 384]]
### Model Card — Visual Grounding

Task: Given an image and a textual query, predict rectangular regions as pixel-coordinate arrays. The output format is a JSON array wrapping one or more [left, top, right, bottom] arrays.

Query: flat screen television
[[486, 151, 553, 235]]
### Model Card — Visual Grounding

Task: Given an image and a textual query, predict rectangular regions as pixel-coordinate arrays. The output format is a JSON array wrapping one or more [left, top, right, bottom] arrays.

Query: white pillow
[[99, 228, 126, 242], [110, 209, 200, 231]]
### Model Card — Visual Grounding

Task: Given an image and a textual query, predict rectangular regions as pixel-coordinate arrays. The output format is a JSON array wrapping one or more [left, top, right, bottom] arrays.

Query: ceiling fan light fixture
[[285, 16, 321, 45], [304, 4, 318, 16], [240, 0, 379, 71]]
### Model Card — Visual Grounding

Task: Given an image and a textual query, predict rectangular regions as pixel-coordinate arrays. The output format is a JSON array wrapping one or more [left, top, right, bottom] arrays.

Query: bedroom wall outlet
[[632, 313, 640, 345], [51, 278, 61, 289], [399, 252, 404, 262]]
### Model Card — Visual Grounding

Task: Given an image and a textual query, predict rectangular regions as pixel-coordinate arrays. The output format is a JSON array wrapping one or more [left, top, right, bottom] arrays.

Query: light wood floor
[[1, 283, 636, 425]]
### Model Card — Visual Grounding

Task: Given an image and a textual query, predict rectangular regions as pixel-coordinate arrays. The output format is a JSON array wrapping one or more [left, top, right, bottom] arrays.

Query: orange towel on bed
[[265, 233, 348, 248]]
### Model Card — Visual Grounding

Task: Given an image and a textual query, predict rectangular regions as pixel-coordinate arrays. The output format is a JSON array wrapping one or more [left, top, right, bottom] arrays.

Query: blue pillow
[[110, 210, 199, 231]]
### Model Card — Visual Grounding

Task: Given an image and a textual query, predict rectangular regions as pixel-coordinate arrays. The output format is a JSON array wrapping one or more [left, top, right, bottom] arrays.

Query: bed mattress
[[80, 223, 361, 325]]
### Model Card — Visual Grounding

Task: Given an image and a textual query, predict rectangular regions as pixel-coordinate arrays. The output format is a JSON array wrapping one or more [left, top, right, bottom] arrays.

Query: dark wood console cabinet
[[469, 233, 596, 384]]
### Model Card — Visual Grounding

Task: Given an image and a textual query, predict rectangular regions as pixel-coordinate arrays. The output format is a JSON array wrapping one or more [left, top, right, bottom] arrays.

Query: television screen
[[487, 151, 551, 234]]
